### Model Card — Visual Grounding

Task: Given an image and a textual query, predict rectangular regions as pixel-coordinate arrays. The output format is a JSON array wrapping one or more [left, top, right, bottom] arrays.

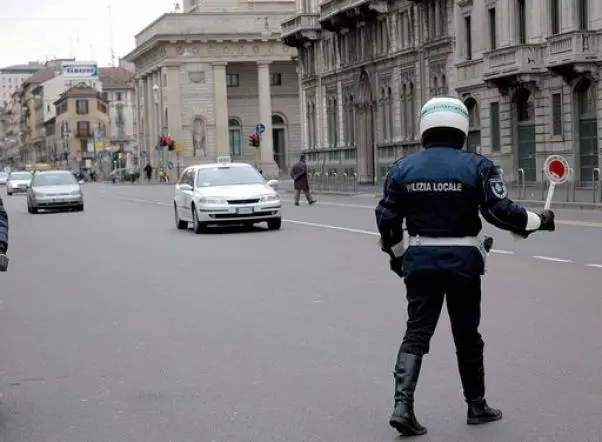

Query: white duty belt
[[391, 235, 487, 261]]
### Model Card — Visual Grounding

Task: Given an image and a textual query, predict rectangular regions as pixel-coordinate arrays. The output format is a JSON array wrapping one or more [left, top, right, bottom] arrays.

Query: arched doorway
[[514, 88, 537, 182], [272, 114, 287, 172], [355, 70, 375, 183], [575, 78, 599, 184], [465, 97, 481, 153]]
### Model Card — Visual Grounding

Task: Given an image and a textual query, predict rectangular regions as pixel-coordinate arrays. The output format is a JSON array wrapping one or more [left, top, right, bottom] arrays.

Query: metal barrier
[[309, 172, 358, 193], [566, 167, 574, 202], [593, 168, 601, 202], [517, 168, 525, 199]]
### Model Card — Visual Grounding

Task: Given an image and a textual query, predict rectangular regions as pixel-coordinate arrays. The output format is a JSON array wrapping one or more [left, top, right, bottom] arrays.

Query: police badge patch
[[489, 177, 508, 199]]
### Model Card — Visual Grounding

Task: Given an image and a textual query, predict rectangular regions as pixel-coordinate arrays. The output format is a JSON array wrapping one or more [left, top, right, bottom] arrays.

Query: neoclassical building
[[282, 0, 455, 183], [283, 0, 602, 185], [455, 0, 602, 185], [124, 0, 300, 177]]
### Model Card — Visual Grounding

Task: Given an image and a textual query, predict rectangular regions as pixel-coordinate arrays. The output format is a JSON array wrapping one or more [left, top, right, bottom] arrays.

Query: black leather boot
[[457, 356, 502, 425], [389, 352, 428, 436]]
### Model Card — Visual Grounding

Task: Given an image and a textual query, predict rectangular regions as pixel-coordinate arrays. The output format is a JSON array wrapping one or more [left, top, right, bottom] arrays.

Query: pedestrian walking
[[290, 154, 316, 206], [375, 97, 556, 437]]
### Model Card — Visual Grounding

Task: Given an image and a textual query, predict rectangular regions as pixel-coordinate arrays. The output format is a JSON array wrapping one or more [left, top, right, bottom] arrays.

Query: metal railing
[[594, 168, 601, 202], [308, 172, 358, 193]]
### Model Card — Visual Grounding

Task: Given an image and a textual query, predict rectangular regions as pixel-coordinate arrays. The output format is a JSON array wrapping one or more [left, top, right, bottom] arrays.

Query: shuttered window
[[552, 93, 562, 135], [490, 102, 500, 152]]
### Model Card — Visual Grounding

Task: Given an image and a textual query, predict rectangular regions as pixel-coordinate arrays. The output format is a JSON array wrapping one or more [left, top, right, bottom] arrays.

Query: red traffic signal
[[248, 133, 260, 148]]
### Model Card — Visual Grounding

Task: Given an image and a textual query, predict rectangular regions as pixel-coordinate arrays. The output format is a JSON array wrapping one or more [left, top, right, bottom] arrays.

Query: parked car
[[6, 171, 33, 195], [0, 172, 8, 186], [26, 170, 84, 213]]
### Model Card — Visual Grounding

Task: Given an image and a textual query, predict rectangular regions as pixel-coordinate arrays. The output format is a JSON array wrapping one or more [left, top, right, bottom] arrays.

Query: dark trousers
[[400, 271, 484, 361]]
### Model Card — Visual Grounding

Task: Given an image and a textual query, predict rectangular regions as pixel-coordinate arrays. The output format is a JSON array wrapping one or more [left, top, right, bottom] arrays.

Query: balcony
[[455, 59, 483, 90], [319, 0, 387, 33], [483, 44, 546, 90], [281, 13, 320, 48], [546, 31, 600, 81]]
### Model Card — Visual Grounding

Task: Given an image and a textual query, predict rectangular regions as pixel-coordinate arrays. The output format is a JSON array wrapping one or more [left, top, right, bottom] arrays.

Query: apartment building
[[455, 0, 601, 184], [283, 0, 602, 185], [282, 0, 453, 183]]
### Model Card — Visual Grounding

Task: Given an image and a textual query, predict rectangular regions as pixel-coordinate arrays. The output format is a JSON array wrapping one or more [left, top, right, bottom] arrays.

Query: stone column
[[257, 61, 278, 177], [144, 75, 156, 167], [212, 62, 229, 158]]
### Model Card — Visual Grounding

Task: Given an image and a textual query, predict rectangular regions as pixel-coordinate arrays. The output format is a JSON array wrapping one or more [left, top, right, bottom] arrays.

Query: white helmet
[[419, 97, 469, 140]]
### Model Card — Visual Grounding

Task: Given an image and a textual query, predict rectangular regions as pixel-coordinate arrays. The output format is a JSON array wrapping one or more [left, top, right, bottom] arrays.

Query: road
[[0, 184, 601, 442]]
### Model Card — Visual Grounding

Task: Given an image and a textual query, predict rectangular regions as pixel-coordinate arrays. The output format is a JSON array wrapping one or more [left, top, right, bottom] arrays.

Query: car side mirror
[[179, 183, 193, 192], [266, 179, 279, 190]]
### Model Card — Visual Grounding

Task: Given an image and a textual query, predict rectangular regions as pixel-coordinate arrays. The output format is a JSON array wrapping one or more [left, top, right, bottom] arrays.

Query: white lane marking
[[491, 249, 513, 254], [532, 255, 572, 263], [283, 219, 379, 236], [586, 263, 602, 268]]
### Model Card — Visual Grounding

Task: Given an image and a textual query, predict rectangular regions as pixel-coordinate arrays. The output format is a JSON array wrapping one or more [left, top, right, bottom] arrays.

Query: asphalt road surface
[[1, 184, 601, 442]]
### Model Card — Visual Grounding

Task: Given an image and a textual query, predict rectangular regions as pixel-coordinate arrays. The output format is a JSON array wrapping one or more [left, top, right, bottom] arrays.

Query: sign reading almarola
[[61, 62, 99, 79]]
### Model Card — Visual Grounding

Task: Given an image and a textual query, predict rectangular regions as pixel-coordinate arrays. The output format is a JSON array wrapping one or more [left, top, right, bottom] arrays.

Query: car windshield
[[195, 166, 265, 187], [33, 173, 77, 186], [9, 172, 32, 180]]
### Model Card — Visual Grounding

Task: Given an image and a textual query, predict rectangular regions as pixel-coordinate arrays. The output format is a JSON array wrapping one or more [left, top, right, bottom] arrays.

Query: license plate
[[236, 207, 253, 214]]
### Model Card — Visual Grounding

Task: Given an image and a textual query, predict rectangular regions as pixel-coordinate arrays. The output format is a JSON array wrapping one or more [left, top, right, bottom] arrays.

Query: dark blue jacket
[[0, 196, 7, 253], [375, 147, 530, 278]]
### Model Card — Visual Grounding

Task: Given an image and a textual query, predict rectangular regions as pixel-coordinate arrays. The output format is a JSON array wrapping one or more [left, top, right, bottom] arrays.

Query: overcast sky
[[0, 0, 178, 67]]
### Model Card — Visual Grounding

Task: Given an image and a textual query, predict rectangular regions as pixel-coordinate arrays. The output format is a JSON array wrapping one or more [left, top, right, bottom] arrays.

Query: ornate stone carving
[[188, 71, 205, 83], [192, 116, 207, 158]]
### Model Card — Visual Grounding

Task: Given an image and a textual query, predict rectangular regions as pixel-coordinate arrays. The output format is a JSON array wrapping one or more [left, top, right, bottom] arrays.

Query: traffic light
[[161, 135, 176, 151], [248, 133, 260, 148]]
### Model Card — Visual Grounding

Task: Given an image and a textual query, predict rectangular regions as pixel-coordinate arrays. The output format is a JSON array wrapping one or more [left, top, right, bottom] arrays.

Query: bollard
[[517, 168, 525, 199], [593, 168, 601, 202], [566, 167, 574, 202], [325, 173, 330, 191], [332, 172, 338, 192], [343, 173, 349, 192], [353, 172, 358, 192]]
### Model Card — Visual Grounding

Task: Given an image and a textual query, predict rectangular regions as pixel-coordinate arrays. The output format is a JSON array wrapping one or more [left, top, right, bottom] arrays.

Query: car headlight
[[34, 191, 45, 197], [260, 194, 279, 202], [197, 197, 225, 204], [70, 190, 81, 195]]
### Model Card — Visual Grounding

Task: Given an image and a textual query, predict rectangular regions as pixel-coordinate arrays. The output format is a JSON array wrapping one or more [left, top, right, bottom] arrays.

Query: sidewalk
[[279, 179, 602, 211]]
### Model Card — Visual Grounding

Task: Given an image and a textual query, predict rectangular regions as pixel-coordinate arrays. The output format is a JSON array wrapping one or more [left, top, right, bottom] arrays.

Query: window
[[552, 93, 562, 135], [116, 92, 122, 101], [490, 102, 500, 152], [80, 139, 87, 152], [101, 92, 108, 101], [488, 8, 497, 50], [76, 121, 91, 137], [465, 16, 472, 60], [97, 101, 107, 113], [226, 73, 239, 87], [270, 73, 282, 86], [517, 0, 526, 43], [550, 0, 560, 34], [195, 166, 265, 187], [228, 118, 242, 156], [578, 0, 588, 30], [76, 99, 88, 114]]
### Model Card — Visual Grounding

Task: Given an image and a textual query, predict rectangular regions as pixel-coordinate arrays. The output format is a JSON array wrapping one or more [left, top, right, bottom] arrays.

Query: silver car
[[27, 170, 84, 213], [6, 171, 33, 195]]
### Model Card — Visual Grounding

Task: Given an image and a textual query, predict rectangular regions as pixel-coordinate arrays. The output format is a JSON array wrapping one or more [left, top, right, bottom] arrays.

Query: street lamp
[[152, 84, 161, 177]]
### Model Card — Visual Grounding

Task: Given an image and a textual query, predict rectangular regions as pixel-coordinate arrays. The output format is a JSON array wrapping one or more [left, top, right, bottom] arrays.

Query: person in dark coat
[[0, 195, 9, 271], [290, 154, 316, 206]]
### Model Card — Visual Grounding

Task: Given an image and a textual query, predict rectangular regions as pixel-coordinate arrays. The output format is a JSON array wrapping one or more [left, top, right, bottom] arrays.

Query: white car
[[173, 157, 281, 233], [0, 172, 8, 186], [6, 171, 33, 195]]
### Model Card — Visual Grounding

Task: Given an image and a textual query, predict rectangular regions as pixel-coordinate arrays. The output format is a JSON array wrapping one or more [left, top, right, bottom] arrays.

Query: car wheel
[[174, 203, 187, 230], [7, 191, 11, 196], [76, 204, 84, 211], [31, 205, 38, 214], [27, 200, 32, 213], [191, 204, 206, 234], [267, 217, 282, 230]]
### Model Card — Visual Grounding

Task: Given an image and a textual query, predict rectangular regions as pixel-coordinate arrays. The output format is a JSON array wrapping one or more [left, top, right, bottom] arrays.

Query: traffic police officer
[[375, 97, 555, 436]]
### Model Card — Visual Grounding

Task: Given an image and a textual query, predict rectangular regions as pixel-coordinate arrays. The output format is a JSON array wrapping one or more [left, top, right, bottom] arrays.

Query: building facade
[[284, 0, 602, 186], [282, 0, 454, 183], [52, 84, 109, 168], [0, 62, 45, 105], [99, 67, 137, 154], [124, 0, 300, 177], [455, 0, 602, 185]]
